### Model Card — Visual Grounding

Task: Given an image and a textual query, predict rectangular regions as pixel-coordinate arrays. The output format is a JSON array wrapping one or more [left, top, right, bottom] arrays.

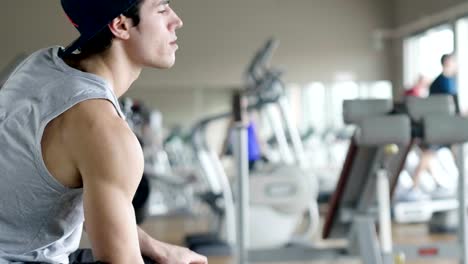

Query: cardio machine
[[391, 96, 461, 226], [185, 39, 317, 255], [235, 96, 468, 264]]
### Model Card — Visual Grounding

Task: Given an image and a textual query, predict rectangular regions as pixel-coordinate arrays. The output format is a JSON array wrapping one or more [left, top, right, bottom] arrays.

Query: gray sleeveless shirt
[[0, 47, 125, 263]]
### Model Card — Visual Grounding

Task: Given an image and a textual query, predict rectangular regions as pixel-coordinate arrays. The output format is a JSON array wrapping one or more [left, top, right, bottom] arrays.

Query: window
[[302, 82, 326, 132], [456, 18, 468, 113], [403, 25, 454, 89]]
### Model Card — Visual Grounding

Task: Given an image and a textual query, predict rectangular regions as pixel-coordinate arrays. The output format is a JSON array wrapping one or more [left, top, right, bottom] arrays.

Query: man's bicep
[[83, 177, 142, 263], [78, 134, 144, 262]]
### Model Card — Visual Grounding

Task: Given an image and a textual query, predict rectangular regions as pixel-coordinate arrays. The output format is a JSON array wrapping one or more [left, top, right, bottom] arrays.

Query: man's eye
[[158, 4, 170, 14]]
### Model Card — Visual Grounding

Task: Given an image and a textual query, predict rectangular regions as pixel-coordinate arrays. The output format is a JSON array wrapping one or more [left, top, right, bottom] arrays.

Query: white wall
[[1, 0, 394, 89], [0, 0, 394, 128], [126, 87, 232, 127], [394, 0, 465, 27]]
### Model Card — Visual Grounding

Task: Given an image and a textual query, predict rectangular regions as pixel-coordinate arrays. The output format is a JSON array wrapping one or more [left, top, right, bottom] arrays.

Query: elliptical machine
[[185, 38, 319, 255]]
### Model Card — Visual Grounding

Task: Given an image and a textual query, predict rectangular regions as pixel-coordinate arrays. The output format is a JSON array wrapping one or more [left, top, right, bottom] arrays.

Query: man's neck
[[65, 50, 142, 97], [443, 69, 456, 78]]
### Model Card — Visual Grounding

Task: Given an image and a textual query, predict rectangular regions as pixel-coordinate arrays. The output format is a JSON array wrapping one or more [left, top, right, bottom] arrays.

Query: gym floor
[[80, 214, 458, 264]]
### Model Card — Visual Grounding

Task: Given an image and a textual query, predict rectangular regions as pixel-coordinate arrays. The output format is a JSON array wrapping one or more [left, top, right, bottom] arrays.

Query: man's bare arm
[[65, 99, 145, 264]]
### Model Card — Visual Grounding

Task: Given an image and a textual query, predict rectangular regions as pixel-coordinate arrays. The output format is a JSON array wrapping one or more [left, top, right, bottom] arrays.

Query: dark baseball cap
[[59, 0, 139, 58]]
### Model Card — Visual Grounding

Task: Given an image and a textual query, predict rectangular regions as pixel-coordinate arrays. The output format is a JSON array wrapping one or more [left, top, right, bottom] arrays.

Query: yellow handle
[[384, 144, 399, 155], [394, 252, 406, 264]]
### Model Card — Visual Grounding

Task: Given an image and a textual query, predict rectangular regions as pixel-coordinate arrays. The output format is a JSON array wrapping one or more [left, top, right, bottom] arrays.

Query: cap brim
[[59, 21, 110, 58]]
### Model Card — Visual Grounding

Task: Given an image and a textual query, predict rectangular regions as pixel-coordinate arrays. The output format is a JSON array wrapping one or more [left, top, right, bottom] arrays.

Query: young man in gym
[[0, 0, 208, 263]]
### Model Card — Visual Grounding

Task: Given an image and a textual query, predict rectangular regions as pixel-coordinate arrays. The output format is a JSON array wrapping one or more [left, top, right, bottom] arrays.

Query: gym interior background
[[2, 0, 466, 120], [3, 0, 468, 134], [2, 0, 468, 264]]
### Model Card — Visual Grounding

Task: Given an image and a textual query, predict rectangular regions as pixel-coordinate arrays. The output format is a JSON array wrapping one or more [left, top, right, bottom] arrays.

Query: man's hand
[[157, 243, 208, 264], [138, 229, 207, 264]]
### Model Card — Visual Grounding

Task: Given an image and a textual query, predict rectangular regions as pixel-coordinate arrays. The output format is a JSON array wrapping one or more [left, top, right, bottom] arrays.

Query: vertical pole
[[379, 145, 397, 264], [233, 91, 250, 264], [278, 97, 307, 168], [354, 217, 383, 264], [264, 104, 294, 164], [377, 168, 393, 264], [457, 144, 468, 264]]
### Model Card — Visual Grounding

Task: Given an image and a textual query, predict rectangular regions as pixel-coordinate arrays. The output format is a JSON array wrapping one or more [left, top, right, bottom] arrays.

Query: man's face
[[126, 0, 183, 69], [444, 56, 458, 76]]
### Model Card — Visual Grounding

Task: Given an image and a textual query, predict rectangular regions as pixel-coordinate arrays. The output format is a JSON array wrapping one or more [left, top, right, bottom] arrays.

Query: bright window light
[[403, 25, 454, 88]]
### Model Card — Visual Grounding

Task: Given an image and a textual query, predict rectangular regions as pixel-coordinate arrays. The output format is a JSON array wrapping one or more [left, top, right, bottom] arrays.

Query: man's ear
[[108, 15, 133, 40]]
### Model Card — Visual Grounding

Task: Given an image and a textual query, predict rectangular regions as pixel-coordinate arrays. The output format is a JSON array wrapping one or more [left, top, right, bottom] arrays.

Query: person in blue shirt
[[429, 53, 458, 97], [221, 112, 267, 171], [405, 53, 458, 201]]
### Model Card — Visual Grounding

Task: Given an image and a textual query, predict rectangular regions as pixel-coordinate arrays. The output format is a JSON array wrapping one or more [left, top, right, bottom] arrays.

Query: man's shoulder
[[429, 74, 444, 89], [48, 99, 129, 161], [63, 99, 126, 137], [63, 100, 143, 185], [432, 74, 444, 83], [61, 99, 142, 177]]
